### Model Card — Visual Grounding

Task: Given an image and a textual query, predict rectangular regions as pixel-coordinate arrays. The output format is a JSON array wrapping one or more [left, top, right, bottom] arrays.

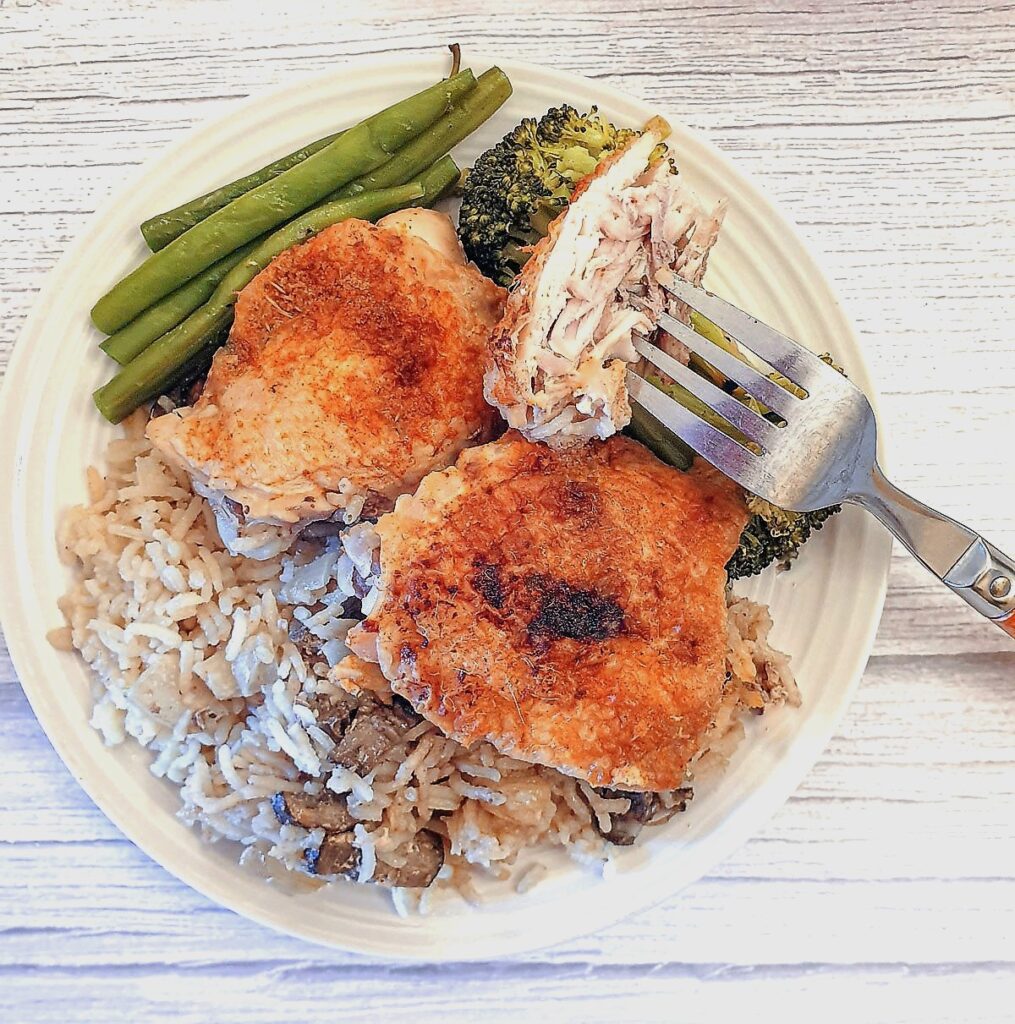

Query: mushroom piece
[[594, 789, 660, 846], [302, 692, 355, 743], [589, 786, 693, 846], [331, 699, 421, 774], [288, 619, 325, 665], [373, 830, 445, 888], [271, 790, 355, 832], [297, 518, 347, 541], [304, 828, 445, 888], [581, 786, 696, 843], [306, 831, 359, 876], [288, 594, 365, 667]]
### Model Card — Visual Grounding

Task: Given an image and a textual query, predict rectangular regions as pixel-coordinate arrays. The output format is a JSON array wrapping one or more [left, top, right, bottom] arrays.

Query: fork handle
[[853, 465, 1015, 635]]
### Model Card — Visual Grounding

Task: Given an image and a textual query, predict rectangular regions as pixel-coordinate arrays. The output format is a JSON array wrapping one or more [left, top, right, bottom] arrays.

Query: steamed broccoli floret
[[726, 499, 840, 580], [458, 105, 643, 286]]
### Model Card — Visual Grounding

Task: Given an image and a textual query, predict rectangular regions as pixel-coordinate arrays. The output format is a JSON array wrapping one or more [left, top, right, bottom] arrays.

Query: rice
[[55, 417, 798, 905]]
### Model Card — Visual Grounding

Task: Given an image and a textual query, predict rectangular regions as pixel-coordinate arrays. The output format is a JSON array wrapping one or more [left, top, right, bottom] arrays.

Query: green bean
[[412, 153, 462, 205], [91, 72, 476, 334], [625, 401, 694, 471], [94, 305, 232, 424], [139, 132, 345, 252], [140, 66, 480, 250], [93, 181, 428, 424], [329, 67, 511, 202], [100, 238, 262, 365], [645, 372, 754, 448], [153, 332, 221, 399], [629, 356, 770, 471]]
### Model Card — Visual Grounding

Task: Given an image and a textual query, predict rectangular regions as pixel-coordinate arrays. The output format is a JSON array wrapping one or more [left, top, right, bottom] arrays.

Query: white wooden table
[[2, 2, 1014, 1020]]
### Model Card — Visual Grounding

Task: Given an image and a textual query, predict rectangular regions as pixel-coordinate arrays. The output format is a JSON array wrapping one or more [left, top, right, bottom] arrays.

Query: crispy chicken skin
[[345, 431, 748, 791], [147, 217, 505, 558]]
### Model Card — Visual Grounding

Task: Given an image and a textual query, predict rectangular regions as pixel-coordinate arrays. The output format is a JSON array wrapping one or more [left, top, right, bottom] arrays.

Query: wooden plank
[[2, 963, 1015, 1024]]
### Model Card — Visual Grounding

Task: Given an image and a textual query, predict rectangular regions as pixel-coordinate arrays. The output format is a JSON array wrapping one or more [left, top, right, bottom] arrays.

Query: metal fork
[[629, 276, 1015, 636]]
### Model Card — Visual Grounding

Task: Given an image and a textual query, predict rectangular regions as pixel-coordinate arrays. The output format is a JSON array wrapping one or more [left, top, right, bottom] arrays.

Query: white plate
[[0, 52, 890, 959]]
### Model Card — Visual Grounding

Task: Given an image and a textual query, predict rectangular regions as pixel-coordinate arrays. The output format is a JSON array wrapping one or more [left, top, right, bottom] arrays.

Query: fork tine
[[626, 370, 766, 496], [631, 335, 780, 449], [661, 276, 836, 392], [653, 311, 800, 419]]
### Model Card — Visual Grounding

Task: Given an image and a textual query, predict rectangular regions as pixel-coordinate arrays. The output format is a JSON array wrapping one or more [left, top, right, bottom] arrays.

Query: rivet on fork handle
[[987, 579, 1015, 636], [941, 536, 1015, 634]]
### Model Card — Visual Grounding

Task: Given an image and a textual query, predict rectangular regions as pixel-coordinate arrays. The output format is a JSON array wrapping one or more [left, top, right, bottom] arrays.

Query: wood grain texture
[[1, 0, 1014, 1020]]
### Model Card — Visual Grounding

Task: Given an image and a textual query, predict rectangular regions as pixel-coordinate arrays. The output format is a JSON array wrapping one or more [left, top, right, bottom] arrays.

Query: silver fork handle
[[852, 464, 1015, 636]]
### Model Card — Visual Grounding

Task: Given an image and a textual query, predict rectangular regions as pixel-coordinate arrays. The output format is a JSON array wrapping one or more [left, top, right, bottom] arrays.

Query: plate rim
[[0, 49, 890, 960]]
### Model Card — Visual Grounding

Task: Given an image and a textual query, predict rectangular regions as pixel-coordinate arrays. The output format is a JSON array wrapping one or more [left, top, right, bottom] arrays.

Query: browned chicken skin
[[147, 217, 505, 557], [346, 431, 748, 791]]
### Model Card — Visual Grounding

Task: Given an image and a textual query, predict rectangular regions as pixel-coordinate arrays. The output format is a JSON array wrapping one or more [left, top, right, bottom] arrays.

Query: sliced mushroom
[[666, 786, 693, 816], [297, 517, 346, 541], [372, 830, 445, 888], [591, 788, 660, 846], [306, 831, 359, 876], [304, 828, 445, 889], [222, 496, 246, 523], [288, 596, 365, 668], [271, 790, 354, 832], [332, 699, 421, 773], [598, 785, 694, 845], [288, 619, 325, 665], [303, 692, 354, 742], [348, 568, 371, 599]]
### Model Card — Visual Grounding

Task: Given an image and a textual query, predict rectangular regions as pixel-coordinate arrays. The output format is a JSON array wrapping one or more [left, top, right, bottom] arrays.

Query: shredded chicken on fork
[[485, 125, 726, 447]]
